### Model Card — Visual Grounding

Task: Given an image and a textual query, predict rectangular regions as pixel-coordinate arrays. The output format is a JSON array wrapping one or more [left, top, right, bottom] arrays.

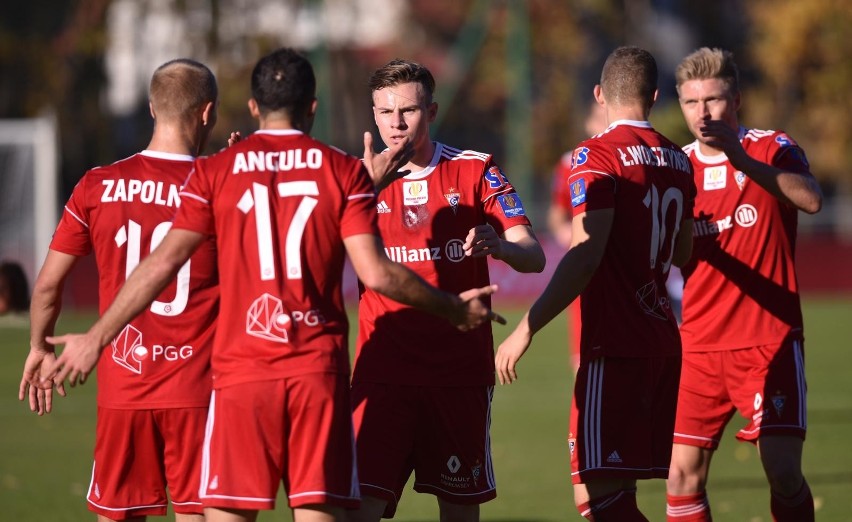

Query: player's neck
[[406, 140, 435, 172], [146, 126, 198, 157]]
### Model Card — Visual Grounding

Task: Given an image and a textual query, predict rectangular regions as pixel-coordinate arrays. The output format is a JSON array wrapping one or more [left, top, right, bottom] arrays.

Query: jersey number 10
[[643, 184, 684, 274]]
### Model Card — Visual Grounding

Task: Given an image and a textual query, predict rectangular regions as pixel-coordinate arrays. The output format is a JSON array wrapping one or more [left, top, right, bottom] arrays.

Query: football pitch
[[1, 297, 851, 521]]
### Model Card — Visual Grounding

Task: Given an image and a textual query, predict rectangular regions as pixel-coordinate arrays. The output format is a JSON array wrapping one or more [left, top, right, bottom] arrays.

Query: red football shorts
[[199, 374, 359, 511], [351, 382, 496, 517], [674, 337, 807, 449], [87, 406, 208, 519], [569, 355, 681, 484]]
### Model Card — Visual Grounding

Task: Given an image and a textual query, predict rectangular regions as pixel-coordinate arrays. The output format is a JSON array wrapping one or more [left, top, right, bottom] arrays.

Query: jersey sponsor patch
[[403, 180, 428, 205], [484, 166, 509, 189], [703, 166, 727, 190], [570, 179, 586, 207], [497, 193, 526, 217], [774, 133, 797, 148], [571, 146, 590, 168]]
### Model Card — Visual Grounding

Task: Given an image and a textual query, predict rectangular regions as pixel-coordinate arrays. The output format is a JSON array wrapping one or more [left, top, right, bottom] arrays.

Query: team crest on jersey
[[497, 193, 526, 217], [484, 166, 509, 189], [568, 433, 576, 455], [444, 187, 461, 214], [570, 179, 586, 207], [471, 459, 482, 486], [403, 180, 428, 205], [771, 394, 787, 418], [703, 166, 727, 190], [571, 146, 590, 168], [735, 171, 747, 191]]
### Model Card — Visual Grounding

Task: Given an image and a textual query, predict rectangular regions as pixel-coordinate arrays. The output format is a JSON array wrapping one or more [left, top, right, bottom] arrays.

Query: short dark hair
[[369, 59, 436, 103], [0, 261, 29, 312], [600, 46, 657, 109], [251, 48, 316, 118], [149, 59, 217, 121]]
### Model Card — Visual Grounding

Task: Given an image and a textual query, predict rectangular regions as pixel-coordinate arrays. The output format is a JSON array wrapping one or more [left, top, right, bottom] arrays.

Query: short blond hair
[[675, 47, 739, 95], [149, 59, 217, 121]]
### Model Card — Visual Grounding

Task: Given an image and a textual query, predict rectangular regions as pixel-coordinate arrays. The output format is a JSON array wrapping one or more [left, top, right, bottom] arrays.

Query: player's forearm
[[496, 236, 546, 273], [527, 247, 595, 335], [734, 156, 822, 214], [373, 259, 460, 321], [29, 280, 64, 352], [87, 251, 182, 349]]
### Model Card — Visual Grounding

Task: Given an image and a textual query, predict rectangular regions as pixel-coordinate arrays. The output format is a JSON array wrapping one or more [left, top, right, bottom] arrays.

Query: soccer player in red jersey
[[19, 59, 220, 521], [39, 48, 501, 522], [347, 59, 545, 522], [496, 46, 696, 521], [665, 47, 823, 522]]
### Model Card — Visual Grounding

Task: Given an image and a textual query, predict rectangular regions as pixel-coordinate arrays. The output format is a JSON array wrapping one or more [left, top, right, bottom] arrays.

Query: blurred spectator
[[0, 261, 30, 315]]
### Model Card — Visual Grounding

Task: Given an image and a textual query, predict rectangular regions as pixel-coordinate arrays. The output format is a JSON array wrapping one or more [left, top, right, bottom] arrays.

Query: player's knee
[[437, 499, 479, 522], [765, 464, 805, 497], [666, 463, 706, 494]]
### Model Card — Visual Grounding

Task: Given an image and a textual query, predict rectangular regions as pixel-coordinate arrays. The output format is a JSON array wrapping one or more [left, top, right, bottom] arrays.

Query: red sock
[[771, 480, 814, 522], [577, 488, 648, 521], [666, 491, 711, 521]]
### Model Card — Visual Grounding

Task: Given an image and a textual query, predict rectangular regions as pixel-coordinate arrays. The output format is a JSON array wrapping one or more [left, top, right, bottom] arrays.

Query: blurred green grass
[[2, 298, 850, 521]]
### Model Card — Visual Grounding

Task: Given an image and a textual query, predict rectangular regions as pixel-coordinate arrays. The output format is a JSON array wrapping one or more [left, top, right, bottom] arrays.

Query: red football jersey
[[568, 121, 695, 360], [50, 151, 218, 409], [353, 142, 533, 386], [679, 128, 811, 352], [173, 130, 378, 389]]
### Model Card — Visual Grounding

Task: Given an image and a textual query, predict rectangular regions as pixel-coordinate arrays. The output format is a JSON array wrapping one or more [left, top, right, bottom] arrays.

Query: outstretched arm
[[345, 233, 505, 331], [495, 209, 613, 384], [42, 228, 204, 388], [19, 250, 78, 414]]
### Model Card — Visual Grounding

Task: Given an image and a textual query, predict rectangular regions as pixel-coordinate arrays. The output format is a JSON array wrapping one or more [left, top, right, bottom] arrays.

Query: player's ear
[[201, 101, 216, 127], [427, 101, 438, 123], [248, 98, 261, 119], [308, 98, 318, 118], [149, 101, 156, 120], [593, 84, 604, 105]]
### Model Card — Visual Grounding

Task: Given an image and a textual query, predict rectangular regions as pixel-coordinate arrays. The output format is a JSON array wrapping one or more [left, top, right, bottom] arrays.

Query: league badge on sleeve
[[484, 166, 509, 189], [735, 171, 747, 191], [571, 146, 590, 169], [497, 193, 526, 218], [570, 179, 586, 207]]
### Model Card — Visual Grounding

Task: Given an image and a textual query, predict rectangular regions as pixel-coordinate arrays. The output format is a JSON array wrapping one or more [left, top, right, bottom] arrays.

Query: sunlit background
[[2, 0, 851, 305]]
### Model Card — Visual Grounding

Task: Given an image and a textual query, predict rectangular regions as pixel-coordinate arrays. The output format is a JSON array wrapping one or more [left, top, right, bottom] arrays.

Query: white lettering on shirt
[[101, 179, 181, 207], [233, 149, 323, 174]]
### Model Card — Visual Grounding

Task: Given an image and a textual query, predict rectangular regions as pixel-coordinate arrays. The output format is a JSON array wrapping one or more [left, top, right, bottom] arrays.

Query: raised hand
[[363, 131, 413, 190], [453, 284, 506, 332], [464, 224, 503, 259]]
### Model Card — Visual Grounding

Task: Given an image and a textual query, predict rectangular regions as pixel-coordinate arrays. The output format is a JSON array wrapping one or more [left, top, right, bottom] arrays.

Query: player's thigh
[[90, 408, 168, 517], [570, 356, 678, 483], [200, 382, 288, 511], [729, 338, 807, 443], [155, 407, 208, 512], [411, 386, 496, 503], [351, 381, 419, 516], [285, 372, 359, 509], [673, 351, 736, 449]]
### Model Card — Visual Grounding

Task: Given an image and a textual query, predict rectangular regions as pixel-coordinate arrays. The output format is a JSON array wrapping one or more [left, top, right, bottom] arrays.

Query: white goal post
[[0, 113, 59, 286]]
